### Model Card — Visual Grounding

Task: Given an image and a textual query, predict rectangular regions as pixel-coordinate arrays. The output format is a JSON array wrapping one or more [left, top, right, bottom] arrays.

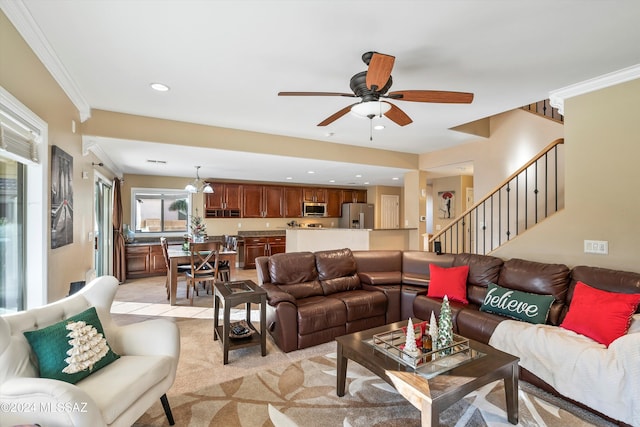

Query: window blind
[[0, 106, 40, 163]]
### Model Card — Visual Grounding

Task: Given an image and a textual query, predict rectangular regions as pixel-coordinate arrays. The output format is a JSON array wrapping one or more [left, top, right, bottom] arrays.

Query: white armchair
[[0, 275, 180, 427]]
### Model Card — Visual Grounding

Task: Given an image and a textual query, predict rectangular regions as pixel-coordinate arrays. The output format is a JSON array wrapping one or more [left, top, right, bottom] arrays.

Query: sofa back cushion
[[453, 253, 503, 305], [315, 248, 361, 294], [268, 252, 323, 299], [569, 265, 640, 316], [497, 258, 570, 325], [353, 250, 402, 285], [402, 251, 455, 287]]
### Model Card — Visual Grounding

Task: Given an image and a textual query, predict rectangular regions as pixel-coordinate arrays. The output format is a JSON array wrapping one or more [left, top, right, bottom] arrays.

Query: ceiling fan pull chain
[[370, 118, 373, 141]]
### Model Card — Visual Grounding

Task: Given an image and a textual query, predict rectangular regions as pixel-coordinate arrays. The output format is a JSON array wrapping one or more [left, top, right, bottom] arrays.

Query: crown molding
[[82, 136, 123, 179], [549, 64, 640, 115], [1, 0, 92, 122]]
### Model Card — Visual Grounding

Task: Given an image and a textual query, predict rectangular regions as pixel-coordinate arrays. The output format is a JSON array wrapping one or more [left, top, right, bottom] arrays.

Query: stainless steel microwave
[[303, 202, 327, 217]]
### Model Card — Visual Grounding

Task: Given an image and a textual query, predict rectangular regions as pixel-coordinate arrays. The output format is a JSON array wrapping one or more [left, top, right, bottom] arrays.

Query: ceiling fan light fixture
[[350, 101, 391, 118], [185, 166, 214, 194]]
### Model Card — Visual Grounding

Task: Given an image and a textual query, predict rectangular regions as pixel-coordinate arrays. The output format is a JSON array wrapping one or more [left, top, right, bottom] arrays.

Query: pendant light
[[185, 166, 213, 194]]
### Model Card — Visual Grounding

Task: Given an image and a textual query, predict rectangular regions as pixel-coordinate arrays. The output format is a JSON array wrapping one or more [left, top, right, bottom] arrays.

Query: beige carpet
[[128, 319, 613, 427]]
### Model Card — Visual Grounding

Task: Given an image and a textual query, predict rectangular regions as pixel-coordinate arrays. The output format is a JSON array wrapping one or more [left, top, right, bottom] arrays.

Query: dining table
[[167, 246, 237, 305]]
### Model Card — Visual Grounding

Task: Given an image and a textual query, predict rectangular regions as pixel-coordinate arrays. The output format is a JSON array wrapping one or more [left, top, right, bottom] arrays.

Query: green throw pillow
[[23, 307, 120, 384], [480, 282, 554, 324]]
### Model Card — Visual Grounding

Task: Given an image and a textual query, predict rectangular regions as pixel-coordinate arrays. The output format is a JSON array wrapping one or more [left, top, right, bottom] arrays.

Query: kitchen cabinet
[[204, 183, 242, 218], [326, 188, 343, 217], [126, 244, 166, 278], [342, 189, 367, 204], [243, 236, 286, 269], [243, 184, 283, 218], [302, 187, 326, 203], [283, 187, 303, 218]]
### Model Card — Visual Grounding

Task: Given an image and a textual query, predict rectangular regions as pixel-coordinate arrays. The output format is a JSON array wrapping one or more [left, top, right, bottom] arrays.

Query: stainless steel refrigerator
[[339, 203, 374, 229]]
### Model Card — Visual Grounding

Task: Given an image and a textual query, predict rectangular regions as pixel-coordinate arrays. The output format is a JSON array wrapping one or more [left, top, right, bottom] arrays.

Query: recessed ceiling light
[[364, 181, 370, 185], [307, 171, 315, 174], [329, 179, 335, 183], [150, 82, 170, 92], [374, 125, 385, 130], [355, 174, 362, 178], [286, 176, 293, 180], [392, 177, 399, 181]]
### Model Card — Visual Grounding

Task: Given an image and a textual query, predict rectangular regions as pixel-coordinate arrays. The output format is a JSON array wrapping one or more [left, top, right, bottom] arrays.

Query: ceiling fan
[[278, 51, 474, 128]]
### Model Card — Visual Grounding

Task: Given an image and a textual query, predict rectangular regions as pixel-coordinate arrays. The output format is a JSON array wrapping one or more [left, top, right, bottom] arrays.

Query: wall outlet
[[266, 222, 270, 228], [237, 223, 242, 228], [584, 240, 608, 255]]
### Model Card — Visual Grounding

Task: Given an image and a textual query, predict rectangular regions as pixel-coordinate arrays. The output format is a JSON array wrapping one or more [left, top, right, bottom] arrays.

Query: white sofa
[[0, 275, 180, 427]]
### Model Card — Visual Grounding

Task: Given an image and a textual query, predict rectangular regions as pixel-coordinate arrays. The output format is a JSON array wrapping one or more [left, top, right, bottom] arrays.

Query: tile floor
[[112, 268, 260, 321]]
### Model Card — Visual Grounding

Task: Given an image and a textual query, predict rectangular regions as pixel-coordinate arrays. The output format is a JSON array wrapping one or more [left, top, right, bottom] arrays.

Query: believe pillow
[[560, 281, 640, 346], [480, 282, 554, 324], [23, 307, 120, 384], [427, 264, 469, 304]]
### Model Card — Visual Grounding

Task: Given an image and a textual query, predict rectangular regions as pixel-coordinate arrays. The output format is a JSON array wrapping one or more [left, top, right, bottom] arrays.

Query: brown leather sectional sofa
[[256, 247, 640, 426]]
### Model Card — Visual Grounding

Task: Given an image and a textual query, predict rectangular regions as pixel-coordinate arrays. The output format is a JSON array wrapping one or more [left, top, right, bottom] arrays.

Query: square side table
[[213, 280, 267, 364]]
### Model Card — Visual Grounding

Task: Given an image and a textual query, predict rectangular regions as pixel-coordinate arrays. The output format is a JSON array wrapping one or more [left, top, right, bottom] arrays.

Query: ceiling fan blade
[[278, 91, 356, 97], [317, 103, 358, 126], [384, 103, 413, 126], [389, 90, 474, 104], [366, 53, 395, 91]]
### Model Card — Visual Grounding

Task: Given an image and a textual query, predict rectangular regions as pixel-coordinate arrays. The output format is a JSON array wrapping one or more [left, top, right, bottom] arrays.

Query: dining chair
[[185, 241, 220, 305], [160, 237, 191, 299], [217, 235, 238, 282]]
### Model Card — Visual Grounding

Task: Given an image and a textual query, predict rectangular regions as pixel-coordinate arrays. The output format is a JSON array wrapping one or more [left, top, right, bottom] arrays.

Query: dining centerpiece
[[190, 210, 207, 242]]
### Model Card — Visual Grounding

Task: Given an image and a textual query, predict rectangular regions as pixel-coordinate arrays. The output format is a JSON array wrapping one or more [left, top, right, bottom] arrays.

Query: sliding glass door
[[0, 158, 26, 313], [94, 176, 113, 277]]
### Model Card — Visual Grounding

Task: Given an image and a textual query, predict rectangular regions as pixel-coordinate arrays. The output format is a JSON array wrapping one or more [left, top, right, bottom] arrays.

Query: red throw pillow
[[560, 281, 640, 346], [427, 264, 469, 304]]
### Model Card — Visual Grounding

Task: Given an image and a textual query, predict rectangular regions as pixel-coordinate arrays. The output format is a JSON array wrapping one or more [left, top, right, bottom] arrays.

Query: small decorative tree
[[429, 311, 439, 350], [190, 209, 206, 241], [403, 318, 420, 362], [437, 295, 454, 355]]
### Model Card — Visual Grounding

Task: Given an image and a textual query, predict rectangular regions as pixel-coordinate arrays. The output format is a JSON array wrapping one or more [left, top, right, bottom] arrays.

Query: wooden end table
[[213, 280, 267, 364]]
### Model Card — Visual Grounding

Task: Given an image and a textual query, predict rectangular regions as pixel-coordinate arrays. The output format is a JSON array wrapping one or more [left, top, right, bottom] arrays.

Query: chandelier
[[185, 166, 213, 194]]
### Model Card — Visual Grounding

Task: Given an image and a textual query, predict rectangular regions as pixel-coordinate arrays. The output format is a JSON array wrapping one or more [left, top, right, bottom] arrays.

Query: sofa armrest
[[109, 318, 180, 360], [0, 377, 105, 426], [261, 283, 296, 306]]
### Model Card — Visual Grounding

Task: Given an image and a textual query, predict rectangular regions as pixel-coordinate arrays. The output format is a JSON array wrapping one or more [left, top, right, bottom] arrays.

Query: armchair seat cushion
[[329, 290, 387, 322], [296, 297, 347, 335], [77, 354, 172, 425]]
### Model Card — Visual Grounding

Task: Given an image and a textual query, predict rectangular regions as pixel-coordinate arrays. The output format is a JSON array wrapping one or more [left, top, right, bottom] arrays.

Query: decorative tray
[[366, 324, 476, 374], [229, 320, 254, 339]]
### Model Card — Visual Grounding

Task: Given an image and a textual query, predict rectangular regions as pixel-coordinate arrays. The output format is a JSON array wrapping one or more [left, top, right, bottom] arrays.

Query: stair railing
[[429, 138, 565, 255]]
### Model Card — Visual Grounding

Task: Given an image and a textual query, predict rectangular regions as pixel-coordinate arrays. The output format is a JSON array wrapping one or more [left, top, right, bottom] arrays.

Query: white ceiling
[[6, 1, 640, 186]]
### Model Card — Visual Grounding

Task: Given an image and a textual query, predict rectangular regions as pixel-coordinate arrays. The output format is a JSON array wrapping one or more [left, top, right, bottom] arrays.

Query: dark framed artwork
[[51, 145, 74, 248]]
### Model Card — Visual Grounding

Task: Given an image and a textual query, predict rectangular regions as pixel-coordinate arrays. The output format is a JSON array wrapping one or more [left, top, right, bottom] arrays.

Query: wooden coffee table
[[336, 319, 519, 426], [213, 280, 267, 364]]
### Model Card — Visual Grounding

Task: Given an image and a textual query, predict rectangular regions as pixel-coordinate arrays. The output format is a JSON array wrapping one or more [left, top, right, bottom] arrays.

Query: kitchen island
[[285, 228, 416, 252]]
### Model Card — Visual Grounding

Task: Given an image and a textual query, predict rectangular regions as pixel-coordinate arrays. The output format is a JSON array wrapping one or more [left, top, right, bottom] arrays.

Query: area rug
[[134, 353, 609, 427]]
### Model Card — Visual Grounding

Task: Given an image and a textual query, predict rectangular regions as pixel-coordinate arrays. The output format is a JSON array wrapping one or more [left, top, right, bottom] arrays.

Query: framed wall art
[[51, 145, 74, 248], [438, 191, 455, 219]]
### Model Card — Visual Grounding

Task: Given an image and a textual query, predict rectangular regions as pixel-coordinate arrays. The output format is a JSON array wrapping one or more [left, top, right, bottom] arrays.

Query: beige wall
[[0, 12, 114, 302], [421, 109, 564, 197], [492, 78, 640, 272]]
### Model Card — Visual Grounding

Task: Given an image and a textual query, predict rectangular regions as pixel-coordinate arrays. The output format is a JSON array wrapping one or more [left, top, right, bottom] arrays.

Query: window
[[131, 188, 189, 234], [0, 86, 47, 312], [0, 159, 25, 312]]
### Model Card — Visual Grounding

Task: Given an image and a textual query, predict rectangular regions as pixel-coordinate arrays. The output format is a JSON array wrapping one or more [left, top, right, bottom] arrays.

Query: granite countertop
[[237, 230, 286, 237]]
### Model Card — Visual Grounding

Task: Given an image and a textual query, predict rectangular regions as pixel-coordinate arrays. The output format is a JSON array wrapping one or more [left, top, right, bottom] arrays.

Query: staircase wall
[[492, 78, 640, 273]]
